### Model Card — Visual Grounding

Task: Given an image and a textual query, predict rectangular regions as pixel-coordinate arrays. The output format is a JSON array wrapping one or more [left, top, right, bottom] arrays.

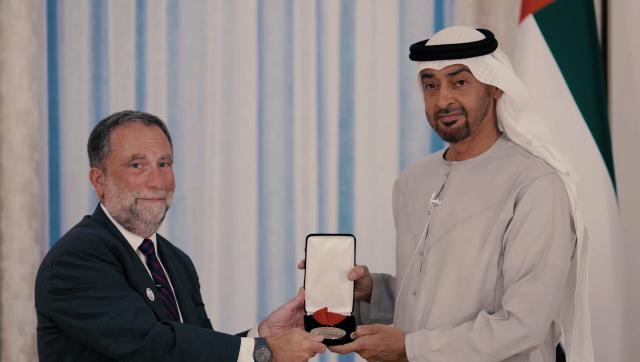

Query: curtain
[[0, 0, 47, 361], [40, 1, 453, 361]]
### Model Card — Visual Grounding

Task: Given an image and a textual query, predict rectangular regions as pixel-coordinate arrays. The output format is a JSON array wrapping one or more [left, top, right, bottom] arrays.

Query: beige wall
[[609, 1, 640, 254], [609, 2, 640, 359]]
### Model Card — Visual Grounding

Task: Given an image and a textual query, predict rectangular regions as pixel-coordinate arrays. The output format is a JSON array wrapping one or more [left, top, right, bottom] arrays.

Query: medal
[[310, 326, 347, 340]]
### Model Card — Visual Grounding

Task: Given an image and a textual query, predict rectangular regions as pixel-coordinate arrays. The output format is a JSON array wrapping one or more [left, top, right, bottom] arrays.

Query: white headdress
[[410, 26, 593, 362]]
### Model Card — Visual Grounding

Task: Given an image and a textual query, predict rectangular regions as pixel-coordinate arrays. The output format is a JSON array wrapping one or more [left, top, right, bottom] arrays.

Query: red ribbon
[[312, 307, 346, 326]]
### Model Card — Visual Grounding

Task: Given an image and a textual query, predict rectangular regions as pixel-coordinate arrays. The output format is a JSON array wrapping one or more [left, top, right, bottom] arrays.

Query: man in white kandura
[[330, 26, 593, 362]]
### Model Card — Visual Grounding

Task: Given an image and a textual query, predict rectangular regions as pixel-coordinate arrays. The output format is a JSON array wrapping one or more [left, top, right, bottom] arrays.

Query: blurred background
[[1, 0, 638, 361]]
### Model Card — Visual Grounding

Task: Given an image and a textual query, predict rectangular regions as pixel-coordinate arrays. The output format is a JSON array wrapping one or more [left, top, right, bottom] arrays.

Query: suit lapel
[[90, 205, 172, 321], [156, 236, 197, 324]]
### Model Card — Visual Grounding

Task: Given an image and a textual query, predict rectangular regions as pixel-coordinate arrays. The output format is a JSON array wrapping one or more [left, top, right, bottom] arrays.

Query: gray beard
[[102, 179, 171, 238], [111, 200, 169, 238]]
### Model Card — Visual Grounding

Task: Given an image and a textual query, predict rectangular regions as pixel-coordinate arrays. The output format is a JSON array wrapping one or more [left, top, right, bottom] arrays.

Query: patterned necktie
[[138, 239, 180, 321]]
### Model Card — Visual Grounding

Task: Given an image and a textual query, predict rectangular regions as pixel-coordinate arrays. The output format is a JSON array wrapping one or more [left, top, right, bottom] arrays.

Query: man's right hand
[[298, 260, 373, 303], [266, 328, 325, 361], [348, 265, 373, 303]]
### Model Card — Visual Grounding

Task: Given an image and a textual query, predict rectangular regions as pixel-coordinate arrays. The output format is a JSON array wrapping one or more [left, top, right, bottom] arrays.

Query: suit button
[[412, 290, 417, 296]]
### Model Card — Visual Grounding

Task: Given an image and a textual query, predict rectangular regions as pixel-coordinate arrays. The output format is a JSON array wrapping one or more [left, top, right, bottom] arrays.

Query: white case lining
[[304, 235, 355, 315]]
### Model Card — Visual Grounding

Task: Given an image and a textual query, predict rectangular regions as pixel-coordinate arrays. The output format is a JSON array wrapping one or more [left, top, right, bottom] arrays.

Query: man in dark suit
[[35, 110, 325, 361]]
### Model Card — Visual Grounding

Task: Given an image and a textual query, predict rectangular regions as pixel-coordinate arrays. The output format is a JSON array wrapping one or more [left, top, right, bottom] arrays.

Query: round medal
[[310, 327, 347, 340]]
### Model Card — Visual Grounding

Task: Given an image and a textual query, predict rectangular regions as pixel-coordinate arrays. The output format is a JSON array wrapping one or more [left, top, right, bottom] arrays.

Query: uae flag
[[514, 1, 627, 361]]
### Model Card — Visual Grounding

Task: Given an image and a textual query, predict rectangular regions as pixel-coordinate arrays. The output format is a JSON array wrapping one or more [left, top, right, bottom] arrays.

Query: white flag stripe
[[515, 15, 626, 362]]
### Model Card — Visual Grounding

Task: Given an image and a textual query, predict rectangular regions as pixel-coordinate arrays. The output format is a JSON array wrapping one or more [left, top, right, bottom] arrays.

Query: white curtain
[[41, 1, 452, 361]]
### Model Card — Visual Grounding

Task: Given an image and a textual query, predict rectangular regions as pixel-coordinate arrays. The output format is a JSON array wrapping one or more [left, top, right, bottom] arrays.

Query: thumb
[[287, 287, 305, 307], [309, 332, 325, 343], [348, 266, 364, 281]]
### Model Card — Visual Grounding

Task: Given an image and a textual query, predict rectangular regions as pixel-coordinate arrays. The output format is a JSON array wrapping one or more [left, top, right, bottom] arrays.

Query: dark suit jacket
[[35, 205, 245, 361]]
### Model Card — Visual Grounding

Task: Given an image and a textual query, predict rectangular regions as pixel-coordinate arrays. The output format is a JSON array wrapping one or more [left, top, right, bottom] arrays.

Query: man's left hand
[[258, 288, 306, 337], [329, 324, 408, 362]]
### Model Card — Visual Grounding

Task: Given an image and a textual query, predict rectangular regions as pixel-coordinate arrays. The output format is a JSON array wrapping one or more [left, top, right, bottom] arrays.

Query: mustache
[[435, 106, 466, 119], [133, 192, 171, 199]]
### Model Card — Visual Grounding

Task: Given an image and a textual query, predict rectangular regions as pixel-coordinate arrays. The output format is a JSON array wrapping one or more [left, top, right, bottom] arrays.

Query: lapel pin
[[146, 288, 155, 302]]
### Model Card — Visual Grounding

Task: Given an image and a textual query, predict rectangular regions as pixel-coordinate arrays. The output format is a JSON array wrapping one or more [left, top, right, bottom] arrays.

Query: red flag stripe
[[520, 0, 555, 22]]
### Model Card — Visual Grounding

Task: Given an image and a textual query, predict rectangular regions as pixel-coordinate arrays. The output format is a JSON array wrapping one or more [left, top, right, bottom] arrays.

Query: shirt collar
[[100, 203, 157, 252]]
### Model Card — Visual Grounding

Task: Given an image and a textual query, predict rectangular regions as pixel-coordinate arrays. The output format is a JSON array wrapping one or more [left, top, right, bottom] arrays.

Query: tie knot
[[138, 239, 156, 258]]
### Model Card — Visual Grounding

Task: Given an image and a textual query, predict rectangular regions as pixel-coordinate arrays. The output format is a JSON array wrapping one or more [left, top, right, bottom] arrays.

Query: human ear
[[492, 86, 504, 100], [89, 167, 106, 201]]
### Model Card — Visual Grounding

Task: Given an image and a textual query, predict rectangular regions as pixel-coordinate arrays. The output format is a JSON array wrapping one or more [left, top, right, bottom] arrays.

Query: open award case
[[303, 234, 356, 346]]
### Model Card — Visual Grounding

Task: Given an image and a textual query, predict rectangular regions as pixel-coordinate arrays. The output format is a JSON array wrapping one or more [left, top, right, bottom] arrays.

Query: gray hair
[[87, 110, 173, 169]]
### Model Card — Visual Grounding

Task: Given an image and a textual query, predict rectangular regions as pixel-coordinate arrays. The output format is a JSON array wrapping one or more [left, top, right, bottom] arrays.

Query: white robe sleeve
[[405, 173, 575, 361], [353, 273, 395, 325]]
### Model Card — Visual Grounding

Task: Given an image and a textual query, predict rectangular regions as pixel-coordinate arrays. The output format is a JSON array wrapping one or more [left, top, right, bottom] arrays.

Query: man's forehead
[[107, 123, 172, 154], [110, 123, 169, 142], [420, 64, 473, 78]]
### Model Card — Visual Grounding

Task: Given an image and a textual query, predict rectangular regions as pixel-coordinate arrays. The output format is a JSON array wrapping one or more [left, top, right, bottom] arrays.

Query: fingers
[[350, 265, 373, 302], [329, 339, 363, 355], [268, 329, 327, 360], [309, 332, 324, 343], [297, 259, 305, 269], [300, 336, 326, 357], [352, 324, 379, 338], [310, 340, 326, 354], [298, 330, 326, 355], [348, 265, 370, 281]]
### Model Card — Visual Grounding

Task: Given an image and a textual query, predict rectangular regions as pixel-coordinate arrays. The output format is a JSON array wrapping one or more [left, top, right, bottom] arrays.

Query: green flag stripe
[[534, 0, 616, 185]]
